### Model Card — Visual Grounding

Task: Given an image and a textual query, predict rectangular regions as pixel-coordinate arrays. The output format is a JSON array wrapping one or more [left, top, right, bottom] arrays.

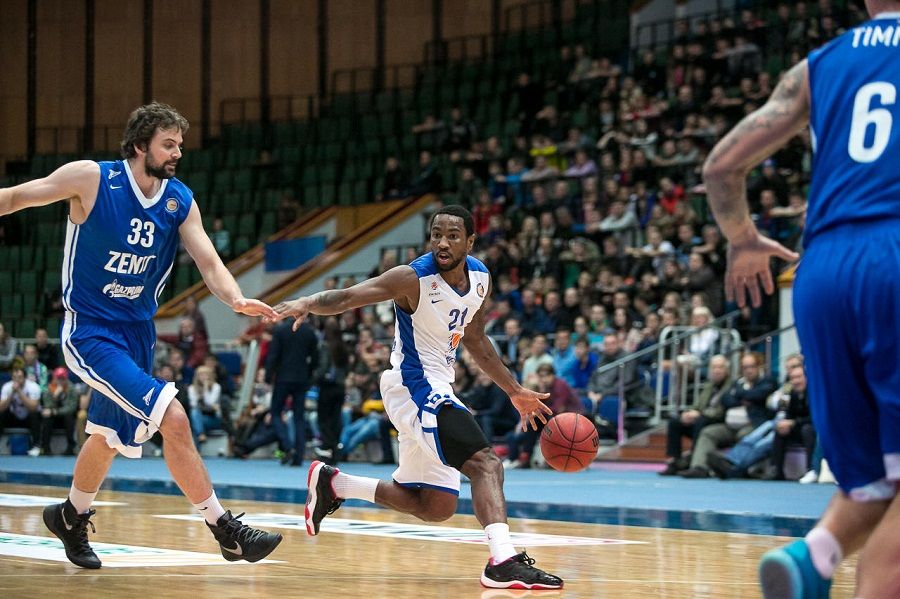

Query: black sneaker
[[206, 511, 283, 562], [481, 551, 563, 589], [42, 499, 101, 569], [305, 460, 343, 536]]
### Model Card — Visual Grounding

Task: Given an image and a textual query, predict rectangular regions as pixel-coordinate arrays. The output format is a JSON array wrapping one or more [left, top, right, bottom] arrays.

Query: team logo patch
[[431, 281, 439, 291], [102, 279, 145, 300], [165, 198, 179, 213], [476, 283, 485, 298]]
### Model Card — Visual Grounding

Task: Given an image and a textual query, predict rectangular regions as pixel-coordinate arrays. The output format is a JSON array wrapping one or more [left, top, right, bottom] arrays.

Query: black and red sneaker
[[480, 551, 563, 589], [305, 460, 343, 536]]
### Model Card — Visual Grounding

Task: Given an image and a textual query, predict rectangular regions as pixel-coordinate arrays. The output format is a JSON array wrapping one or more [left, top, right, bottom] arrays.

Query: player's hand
[[232, 298, 278, 320], [725, 230, 799, 308], [509, 387, 553, 431], [273, 298, 311, 331]]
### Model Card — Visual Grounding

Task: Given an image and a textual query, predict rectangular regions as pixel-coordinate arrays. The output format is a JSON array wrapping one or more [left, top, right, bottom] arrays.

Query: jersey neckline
[[122, 159, 169, 209]]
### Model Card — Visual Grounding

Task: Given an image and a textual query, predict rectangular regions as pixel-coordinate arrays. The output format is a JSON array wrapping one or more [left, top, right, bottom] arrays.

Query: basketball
[[539, 413, 600, 473]]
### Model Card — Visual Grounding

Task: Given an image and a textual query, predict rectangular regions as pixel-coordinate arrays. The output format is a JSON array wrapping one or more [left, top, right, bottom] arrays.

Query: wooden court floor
[[0, 483, 856, 598]]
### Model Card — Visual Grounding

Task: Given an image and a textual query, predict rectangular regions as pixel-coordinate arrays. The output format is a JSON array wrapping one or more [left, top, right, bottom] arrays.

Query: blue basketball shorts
[[61, 312, 177, 458], [793, 221, 900, 500]]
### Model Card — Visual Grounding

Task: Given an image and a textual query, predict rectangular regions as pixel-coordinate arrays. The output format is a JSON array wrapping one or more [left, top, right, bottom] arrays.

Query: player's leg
[[64, 319, 283, 563], [761, 241, 889, 597], [856, 488, 900, 597], [42, 432, 117, 569], [441, 406, 562, 590]]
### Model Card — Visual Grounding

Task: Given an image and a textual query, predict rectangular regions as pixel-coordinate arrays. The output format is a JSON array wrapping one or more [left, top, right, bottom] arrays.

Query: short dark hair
[[429, 205, 475, 237], [120, 102, 189, 159]]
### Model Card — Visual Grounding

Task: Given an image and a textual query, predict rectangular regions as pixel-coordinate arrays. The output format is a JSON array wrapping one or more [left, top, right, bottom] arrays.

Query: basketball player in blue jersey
[[0, 103, 283, 568], [273, 205, 563, 589], [703, 3, 900, 597]]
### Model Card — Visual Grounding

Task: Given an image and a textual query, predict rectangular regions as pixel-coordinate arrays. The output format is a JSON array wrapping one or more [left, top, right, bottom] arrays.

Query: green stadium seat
[[18, 271, 37, 294]]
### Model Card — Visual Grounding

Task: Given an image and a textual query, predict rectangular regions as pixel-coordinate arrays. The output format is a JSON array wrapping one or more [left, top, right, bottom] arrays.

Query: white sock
[[484, 522, 517, 564], [68, 485, 98, 514], [193, 490, 227, 525], [805, 526, 843, 579], [331, 472, 378, 502]]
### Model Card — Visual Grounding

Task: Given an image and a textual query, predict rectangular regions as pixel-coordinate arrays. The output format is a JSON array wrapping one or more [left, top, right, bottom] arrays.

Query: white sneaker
[[798, 470, 818, 484], [818, 459, 836, 484], [27, 446, 41, 457]]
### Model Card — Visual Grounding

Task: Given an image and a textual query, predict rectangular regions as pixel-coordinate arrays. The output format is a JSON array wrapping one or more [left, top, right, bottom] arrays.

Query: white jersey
[[388, 253, 490, 406]]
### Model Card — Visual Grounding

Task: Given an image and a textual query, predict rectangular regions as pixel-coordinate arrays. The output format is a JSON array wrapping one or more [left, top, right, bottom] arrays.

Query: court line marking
[[155, 513, 647, 546], [0, 492, 126, 507], [0, 532, 284, 568]]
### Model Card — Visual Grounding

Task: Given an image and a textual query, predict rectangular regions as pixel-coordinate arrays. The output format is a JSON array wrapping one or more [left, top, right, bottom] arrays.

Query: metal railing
[[587, 309, 740, 444], [654, 324, 741, 421]]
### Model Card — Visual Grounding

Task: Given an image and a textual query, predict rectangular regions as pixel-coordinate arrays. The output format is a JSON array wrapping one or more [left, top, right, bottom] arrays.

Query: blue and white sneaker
[[759, 539, 832, 599]]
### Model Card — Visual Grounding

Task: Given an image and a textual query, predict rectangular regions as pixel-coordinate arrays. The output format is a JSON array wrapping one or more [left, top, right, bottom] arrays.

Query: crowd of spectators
[[1, 4, 854, 478]]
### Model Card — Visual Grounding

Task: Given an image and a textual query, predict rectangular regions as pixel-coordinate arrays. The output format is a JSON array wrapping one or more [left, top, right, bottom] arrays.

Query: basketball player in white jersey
[[274, 205, 563, 589]]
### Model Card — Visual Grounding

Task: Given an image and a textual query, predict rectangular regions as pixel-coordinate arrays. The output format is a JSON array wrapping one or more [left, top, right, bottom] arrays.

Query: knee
[[420, 504, 456, 522], [159, 401, 193, 443]]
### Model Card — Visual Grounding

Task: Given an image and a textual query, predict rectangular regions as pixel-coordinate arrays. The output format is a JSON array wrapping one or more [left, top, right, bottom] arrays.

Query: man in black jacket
[[266, 319, 319, 466], [767, 365, 815, 480]]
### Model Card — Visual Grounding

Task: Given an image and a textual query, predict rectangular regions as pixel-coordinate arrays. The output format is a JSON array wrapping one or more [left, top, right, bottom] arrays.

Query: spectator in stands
[[182, 295, 209, 339], [0, 367, 42, 455], [34, 328, 61, 371], [599, 199, 640, 248], [765, 365, 816, 481], [232, 368, 274, 459], [0, 323, 17, 374], [445, 106, 477, 154], [563, 149, 598, 178], [680, 353, 777, 478], [504, 363, 582, 469], [158, 317, 209, 369], [660, 354, 731, 475], [550, 327, 577, 388], [587, 335, 636, 411], [210, 217, 231, 259], [266, 318, 319, 466], [379, 156, 408, 201], [22, 345, 49, 393], [187, 365, 224, 446], [39, 367, 79, 456], [464, 366, 519, 442], [408, 151, 442, 197], [511, 72, 545, 136], [276, 195, 301, 230], [167, 346, 194, 386], [520, 334, 553, 384], [570, 336, 599, 396], [312, 319, 349, 466], [706, 354, 806, 480]]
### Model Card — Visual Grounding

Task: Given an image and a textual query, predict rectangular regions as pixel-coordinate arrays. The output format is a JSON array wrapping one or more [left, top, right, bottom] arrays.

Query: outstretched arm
[[180, 201, 276, 319], [702, 60, 807, 306], [462, 279, 552, 431], [274, 265, 419, 331], [0, 161, 99, 218]]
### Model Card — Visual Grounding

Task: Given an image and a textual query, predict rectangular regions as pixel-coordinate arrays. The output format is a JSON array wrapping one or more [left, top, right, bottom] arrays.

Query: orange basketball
[[539, 413, 599, 472]]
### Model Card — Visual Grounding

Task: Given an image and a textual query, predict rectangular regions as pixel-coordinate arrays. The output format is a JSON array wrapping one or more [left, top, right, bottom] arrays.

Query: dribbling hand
[[273, 298, 311, 331], [509, 387, 553, 431]]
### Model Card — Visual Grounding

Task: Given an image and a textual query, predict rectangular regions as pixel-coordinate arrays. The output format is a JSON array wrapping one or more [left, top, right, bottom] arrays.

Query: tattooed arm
[[703, 60, 810, 239], [701, 61, 806, 307], [273, 265, 420, 331]]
